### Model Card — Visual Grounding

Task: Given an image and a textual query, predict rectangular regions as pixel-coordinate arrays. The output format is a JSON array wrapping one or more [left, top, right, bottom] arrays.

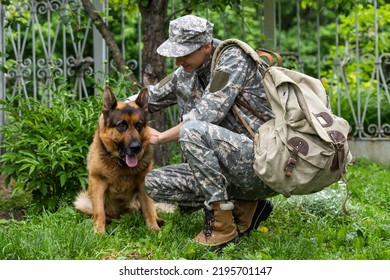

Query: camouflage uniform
[[145, 15, 276, 208]]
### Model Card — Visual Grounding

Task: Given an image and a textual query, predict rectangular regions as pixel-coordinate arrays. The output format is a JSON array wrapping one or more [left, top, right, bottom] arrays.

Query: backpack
[[211, 39, 353, 202]]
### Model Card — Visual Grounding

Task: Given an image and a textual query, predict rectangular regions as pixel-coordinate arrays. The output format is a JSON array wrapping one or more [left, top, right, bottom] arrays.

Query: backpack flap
[[267, 67, 334, 142], [285, 68, 352, 173]]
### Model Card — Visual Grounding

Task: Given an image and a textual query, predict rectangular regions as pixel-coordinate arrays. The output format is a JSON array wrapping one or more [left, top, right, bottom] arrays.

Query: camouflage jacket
[[147, 39, 274, 137]]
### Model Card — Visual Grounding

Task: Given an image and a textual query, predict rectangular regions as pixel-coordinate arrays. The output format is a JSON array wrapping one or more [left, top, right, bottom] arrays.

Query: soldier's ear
[[202, 43, 213, 55]]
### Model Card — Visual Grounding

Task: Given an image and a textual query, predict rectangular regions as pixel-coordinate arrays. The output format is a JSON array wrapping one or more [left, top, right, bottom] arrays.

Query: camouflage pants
[[145, 120, 276, 208]]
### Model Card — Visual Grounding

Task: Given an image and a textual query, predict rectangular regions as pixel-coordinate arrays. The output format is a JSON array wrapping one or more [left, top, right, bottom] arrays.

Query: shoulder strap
[[211, 39, 282, 73], [235, 98, 269, 123], [211, 39, 269, 72], [211, 39, 280, 138]]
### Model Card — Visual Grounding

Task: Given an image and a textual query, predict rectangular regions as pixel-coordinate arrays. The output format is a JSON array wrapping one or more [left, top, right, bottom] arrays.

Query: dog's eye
[[116, 121, 127, 132], [135, 121, 143, 132]]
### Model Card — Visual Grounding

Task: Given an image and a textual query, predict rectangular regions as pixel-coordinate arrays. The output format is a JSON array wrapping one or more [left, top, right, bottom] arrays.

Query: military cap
[[157, 15, 214, 57]]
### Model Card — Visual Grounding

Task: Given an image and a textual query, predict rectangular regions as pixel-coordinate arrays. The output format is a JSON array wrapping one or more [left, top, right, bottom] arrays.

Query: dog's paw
[[147, 224, 161, 232], [94, 228, 106, 234], [146, 217, 165, 231], [93, 224, 106, 234]]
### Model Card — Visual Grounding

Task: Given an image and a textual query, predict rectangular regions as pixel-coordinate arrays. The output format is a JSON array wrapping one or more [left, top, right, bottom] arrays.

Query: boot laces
[[203, 209, 215, 237]]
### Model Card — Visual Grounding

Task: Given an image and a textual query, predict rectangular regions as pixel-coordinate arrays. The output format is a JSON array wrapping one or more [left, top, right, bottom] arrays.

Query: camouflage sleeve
[[182, 46, 253, 124], [147, 71, 178, 113]]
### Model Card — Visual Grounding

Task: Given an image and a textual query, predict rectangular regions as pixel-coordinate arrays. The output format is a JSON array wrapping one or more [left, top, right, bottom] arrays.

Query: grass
[[0, 158, 389, 260]]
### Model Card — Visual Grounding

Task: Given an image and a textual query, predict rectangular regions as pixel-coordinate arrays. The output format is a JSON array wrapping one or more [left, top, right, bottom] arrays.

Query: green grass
[[0, 159, 389, 260]]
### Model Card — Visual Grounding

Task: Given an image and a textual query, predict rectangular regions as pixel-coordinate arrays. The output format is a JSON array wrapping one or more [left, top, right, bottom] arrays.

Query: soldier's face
[[175, 44, 212, 72]]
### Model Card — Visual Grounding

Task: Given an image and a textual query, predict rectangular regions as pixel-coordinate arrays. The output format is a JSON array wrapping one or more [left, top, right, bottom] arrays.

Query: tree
[[80, 0, 140, 88], [139, 0, 170, 166]]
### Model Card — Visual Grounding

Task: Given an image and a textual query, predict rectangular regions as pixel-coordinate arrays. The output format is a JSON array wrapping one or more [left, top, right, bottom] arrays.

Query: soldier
[[140, 15, 276, 251]]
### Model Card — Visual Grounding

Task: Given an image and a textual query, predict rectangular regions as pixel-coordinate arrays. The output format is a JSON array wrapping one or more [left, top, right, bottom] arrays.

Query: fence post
[[92, 0, 108, 95], [263, 0, 276, 49]]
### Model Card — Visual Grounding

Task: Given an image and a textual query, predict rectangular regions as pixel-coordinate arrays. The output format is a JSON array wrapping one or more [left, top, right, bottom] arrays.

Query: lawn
[[0, 158, 389, 260]]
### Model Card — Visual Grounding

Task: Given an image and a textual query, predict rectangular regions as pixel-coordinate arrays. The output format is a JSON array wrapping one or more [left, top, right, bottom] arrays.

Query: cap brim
[[157, 39, 201, 57]]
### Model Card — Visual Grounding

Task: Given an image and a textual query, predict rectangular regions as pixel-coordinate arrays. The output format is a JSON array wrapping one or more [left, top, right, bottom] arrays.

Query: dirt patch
[[0, 175, 11, 199], [0, 175, 25, 221], [0, 210, 25, 220], [102, 250, 148, 260]]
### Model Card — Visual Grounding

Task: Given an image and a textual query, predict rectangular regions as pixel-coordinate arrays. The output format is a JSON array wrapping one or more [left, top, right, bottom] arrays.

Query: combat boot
[[193, 201, 238, 251], [233, 200, 273, 236]]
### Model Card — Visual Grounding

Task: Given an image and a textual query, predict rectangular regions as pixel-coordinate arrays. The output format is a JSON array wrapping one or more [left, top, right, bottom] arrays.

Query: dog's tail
[[74, 191, 93, 216]]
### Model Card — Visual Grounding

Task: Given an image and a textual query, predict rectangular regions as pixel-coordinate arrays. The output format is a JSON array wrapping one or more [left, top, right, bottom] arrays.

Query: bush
[[0, 83, 101, 211]]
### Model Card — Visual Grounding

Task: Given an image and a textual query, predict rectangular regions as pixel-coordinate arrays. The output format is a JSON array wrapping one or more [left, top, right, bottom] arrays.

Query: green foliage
[[0, 184, 30, 213], [176, 1, 265, 47], [301, 0, 356, 12], [0, 68, 140, 211], [103, 70, 141, 99], [0, 83, 101, 211], [0, 207, 111, 259], [320, 3, 390, 130], [0, 51, 17, 74]]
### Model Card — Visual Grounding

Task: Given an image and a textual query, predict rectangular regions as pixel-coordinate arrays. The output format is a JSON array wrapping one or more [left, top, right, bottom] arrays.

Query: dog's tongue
[[125, 155, 138, 168]]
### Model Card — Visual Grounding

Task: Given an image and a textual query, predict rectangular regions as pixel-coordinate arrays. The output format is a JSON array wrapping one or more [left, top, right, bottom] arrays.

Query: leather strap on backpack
[[231, 105, 255, 138], [256, 49, 283, 67], [235, 98, 270, 124]]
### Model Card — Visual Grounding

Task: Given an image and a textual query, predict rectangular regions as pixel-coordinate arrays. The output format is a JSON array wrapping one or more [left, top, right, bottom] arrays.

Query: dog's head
[[99, 86, 150, 168]]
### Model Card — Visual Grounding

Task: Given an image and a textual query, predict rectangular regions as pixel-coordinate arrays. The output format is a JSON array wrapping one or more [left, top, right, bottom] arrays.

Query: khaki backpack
[[212, 39, 353, 206]]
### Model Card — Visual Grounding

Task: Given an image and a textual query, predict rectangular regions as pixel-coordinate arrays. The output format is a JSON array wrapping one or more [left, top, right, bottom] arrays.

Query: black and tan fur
[[74, 86, 164, 234]]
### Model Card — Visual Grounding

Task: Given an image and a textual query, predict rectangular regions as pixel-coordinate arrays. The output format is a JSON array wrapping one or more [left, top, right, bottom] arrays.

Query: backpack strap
[[235, 98, 270, 123], [211, 39, 281, 138], [256, 49, 283, 67], [231, 104, 255, 138], [211, 38, 270, 72]]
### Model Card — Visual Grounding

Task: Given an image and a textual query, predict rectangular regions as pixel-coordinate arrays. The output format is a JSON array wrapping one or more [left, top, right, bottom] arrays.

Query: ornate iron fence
[[1, 0, 95, 102]]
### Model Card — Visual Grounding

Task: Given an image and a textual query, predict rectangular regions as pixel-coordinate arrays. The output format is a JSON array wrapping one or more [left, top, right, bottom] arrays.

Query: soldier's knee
[[180, 120, 207, 140], [144, 172, 157, 198]]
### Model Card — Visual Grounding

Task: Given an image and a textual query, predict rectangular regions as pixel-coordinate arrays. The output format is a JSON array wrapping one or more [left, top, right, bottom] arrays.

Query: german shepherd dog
[[74, 86, 164, 234]]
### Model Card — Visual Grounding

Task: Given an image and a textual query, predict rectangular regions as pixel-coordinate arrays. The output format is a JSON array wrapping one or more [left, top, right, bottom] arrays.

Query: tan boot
[[233, 200, 273, 236], [194, 201, 238, 250]]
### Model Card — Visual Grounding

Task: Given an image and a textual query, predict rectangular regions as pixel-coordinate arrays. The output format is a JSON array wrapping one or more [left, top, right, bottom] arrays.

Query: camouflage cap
[[157, 15, 214, 57]]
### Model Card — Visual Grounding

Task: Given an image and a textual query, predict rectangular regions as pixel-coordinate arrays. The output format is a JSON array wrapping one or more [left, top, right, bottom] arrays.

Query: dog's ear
[[135, 88, 149, 110], [102, 85, 117, 117]]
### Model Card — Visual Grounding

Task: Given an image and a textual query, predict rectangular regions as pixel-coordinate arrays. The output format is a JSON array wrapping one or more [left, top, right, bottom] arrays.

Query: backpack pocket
[[253, 120, 342, 197]]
